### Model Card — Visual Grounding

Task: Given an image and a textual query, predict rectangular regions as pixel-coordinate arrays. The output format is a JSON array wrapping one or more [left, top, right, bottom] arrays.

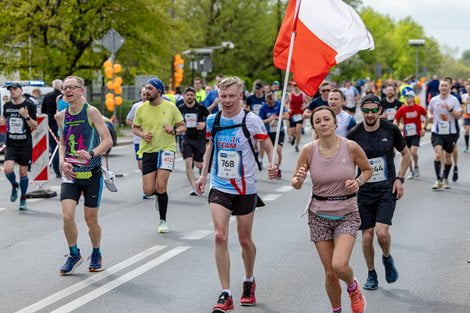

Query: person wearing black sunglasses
[[346, 94, 411, 291]]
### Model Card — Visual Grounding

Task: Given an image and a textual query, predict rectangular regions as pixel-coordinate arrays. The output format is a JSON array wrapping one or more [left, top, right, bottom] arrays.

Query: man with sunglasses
[[347, 94, 411, 291]]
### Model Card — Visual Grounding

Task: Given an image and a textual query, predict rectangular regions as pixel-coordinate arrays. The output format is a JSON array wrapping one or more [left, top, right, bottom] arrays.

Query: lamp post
[[408, 39, 425, 80]]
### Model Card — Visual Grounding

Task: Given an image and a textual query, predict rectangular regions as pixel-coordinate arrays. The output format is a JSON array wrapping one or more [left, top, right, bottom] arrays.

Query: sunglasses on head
[[361, 107, 380, 114]]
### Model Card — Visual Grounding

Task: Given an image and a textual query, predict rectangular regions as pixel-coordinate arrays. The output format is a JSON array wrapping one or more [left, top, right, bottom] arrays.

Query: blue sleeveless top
[[63, 103, 101, 171]]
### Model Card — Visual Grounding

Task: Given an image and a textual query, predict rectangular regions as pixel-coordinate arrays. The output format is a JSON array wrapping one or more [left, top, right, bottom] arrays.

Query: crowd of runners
[[1, 73, 469, 313]]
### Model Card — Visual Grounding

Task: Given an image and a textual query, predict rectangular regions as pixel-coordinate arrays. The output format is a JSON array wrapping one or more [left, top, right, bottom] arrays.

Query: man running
[[0, 83, 37, 210], [380, 84, 402, 123], [177, 86, 209, 195], [285, 82, 309, 152], [195, 77, 278, 313], [347, 94, 411, 291], [394, 88, 428, 179], [57, 76, 112, 275], [462, 81, 470, 153], [327, 89, 356, 137], [132, 78, 186, 233], [428, 78, 462, 190]]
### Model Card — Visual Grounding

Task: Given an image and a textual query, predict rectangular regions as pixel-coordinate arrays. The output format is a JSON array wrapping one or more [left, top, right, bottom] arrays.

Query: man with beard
[[380, 84, 402, 123], [347, 94, 411, 291]]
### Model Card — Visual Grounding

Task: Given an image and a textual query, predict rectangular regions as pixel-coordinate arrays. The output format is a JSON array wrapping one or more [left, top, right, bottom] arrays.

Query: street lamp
[[408, 39, 425, 80]]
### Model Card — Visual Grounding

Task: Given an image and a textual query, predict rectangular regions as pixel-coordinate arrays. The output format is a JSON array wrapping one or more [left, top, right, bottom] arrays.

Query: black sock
[[156, 192, 168, 221], [443, 163, 452, 179], [434, 160, 441, 180], [465, 134, 469, 147]]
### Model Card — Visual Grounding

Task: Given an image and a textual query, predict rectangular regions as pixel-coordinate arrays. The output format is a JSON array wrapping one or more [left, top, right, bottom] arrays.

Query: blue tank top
[[63, 103, 101, 171]]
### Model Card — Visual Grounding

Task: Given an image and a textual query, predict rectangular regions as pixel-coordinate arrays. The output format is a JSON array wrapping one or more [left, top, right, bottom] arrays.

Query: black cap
[[361, 94, 381, 106], [184, 86, 196, 94], [254, 82, 264, 89], [7, 83, 22, 90]]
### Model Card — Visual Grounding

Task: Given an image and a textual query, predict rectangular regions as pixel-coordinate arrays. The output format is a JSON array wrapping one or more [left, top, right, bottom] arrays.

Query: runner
[[427, 78, 462, 190], [462, 81, 470, 153], [132, 78, 186, 233], [292, 106, 371, 313], [285, 82, 309, 152], [347, 94, 411, 291], [246, 81, 265, 116], [0, 83, 37, 210], [56, 76, 113, 275], [194, 77, 278, 313], [327, 89, 356, 137], [380, 84, 402, 123], [340, 79, 360, 116], [177, 86, 209, 195], [394, 88, 428, 179]]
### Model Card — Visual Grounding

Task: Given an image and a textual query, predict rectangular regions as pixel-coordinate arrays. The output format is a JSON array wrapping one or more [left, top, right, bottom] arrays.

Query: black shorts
[[208, 188, 258, 216], [357, 182, 396, 229], [142, 151, 175, 175], [463, 118, 470, 126], [182, 138, 206, 162], [289, 116, 303, 126], [268, 132, 285, 146], [342, 106, 356, 114], [404, 135, 420, 147], [60, 168, 103, 208], [431, 133, 458, 153], [5, 145, 32, 167]]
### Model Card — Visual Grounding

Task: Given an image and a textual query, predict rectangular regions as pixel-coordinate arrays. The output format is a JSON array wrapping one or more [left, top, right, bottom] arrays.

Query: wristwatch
[[89, 150, 95, 158], [448, 107, 454, 113], [395, 176, 404, 183]]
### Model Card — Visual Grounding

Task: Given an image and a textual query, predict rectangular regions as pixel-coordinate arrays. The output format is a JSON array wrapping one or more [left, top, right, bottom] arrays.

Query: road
[[1, 129, 469, 313]]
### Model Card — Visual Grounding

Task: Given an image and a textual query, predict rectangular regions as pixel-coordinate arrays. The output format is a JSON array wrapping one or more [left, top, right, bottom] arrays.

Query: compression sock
[[155, 192, 168, 221], [19, 176, 28, 197], [443, 163, 452, 179], [434, 160, 441, 180], [92, 247, 101, 255], [69, 244, 79, 256], [6, 172, 18, 187], [347, 280, 357, 292], [465, 134, 469, 148]]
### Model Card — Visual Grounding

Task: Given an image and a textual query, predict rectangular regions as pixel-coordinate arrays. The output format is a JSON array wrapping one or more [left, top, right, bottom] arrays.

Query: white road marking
[[180, 230, 213, 240], [15, 245, 167, 313], [275, 186, 293, 193], [49, 246, 190, 313], [26, 198, 42, 203], [134, 169, 141, 173], [0, 208, 6, 211], [262, 194, 282, 201]]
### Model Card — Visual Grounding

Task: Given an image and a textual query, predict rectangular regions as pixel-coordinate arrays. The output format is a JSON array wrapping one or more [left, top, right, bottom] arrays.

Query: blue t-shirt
[[308, 96, 328, 111], [258, 101, 286, 133], [203, 90, 219, 113], [246, 94, 265, 115]]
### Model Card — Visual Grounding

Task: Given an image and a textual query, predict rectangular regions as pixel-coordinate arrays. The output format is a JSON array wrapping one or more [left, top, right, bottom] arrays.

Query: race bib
[[367, 157, 387, 183], [292, 114, 303, 122], [157, 150, 175, 170], [438, 121, 450, 135], [252, 104, 262, 116], [61, 175, 75, 184], [404, 123, 417, 136], [385, 108, 396, 121], [184, 113, 198, 128], [9, 117, 24, 134], [466, 104, 470, 114], [269, 118, 279, 133], [217, 150, 242, 179]]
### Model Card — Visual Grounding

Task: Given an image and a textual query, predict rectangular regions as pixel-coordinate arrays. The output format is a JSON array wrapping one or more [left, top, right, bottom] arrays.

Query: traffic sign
[[101, 28, 125, 54]]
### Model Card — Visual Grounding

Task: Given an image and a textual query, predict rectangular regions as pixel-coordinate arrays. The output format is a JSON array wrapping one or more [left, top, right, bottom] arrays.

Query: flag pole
[[272, 0, 302, 168]]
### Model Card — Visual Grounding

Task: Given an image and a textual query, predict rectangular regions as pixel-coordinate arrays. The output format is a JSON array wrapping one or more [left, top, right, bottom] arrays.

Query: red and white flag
[[273, 0, 374, 96]]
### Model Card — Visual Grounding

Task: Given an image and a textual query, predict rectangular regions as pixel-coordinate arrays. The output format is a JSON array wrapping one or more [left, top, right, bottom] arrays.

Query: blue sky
[[361, 0, 470, 57]]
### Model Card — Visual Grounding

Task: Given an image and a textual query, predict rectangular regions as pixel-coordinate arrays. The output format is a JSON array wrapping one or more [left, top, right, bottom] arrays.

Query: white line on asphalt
[[263, 194, 282, 201], [180, 230, 213, 240], [275, 186, 293, 193], [27, 198, 42, 203], [0, 208, 6, 211], [15, 245, 167, 313], [49, 246, 190, 313], [134, 169, 141, 173]]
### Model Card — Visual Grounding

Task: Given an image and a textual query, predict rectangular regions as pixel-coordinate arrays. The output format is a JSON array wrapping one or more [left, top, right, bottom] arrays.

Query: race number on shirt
[[367, 157, 387, 183], [9, 117, 24, 134], [252, 104, 262, 116], [217, 150, 242, 179], [404, 123, 417, 136], [292, 114, 303, 122], [157, 151, 175, 170], [438, 121, 450, 135], [385, 108, 396, 121], [269, 118, 279, 133], [184, 113, 198, 128]]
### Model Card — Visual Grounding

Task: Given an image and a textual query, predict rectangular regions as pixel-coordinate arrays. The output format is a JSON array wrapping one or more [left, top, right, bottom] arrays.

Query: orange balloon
[[105, 98, 115, 111], [106, 92, 114, 99], [114, 76, 123, 85], [103, 60, 112, 69], [105, 67, 114, 78], [114, 86, 122, 95], [113, 64, 122, 73], [115, 96, 123, 105], [106, 81, 114, 90]]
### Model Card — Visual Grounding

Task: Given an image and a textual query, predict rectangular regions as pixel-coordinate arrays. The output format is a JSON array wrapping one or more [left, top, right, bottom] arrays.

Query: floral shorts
[[308, 211, 361, 242]]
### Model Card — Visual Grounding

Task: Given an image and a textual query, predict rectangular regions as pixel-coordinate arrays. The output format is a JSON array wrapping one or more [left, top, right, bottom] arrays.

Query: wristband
[[89, 150, 95, 158], [395, 176, 404, 183]]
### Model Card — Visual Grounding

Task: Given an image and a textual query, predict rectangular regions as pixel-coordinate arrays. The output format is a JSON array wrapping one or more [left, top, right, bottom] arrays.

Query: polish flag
[[273, 0, 374, 96]]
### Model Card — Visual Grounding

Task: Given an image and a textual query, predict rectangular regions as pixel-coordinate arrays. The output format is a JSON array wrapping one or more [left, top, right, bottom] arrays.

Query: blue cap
[[147, 78, 164, 94], [401, 86, 415, 98]]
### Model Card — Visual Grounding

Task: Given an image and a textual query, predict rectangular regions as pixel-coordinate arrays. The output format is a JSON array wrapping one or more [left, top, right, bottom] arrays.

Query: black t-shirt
[[177, 102, 209, 139], [380, 98, 402, 122], [246, 94, 265, 115], [308, 96, 328, 111], [2, 99, 37, 148], [41, 89, 62, 128], [347, 120, 406, 188]]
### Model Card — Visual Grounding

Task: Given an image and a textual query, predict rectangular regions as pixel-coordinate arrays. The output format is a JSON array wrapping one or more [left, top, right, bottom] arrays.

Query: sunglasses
[[361, 107, 380, 114], [321, 89, 331, 92]]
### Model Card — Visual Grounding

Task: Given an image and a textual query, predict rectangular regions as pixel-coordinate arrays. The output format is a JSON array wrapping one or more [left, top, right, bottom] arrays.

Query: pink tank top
[[308, 137, 357, 217]]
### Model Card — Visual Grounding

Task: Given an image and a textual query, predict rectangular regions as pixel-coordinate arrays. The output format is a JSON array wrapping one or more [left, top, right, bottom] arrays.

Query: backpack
[[209, 109, 262, 173]]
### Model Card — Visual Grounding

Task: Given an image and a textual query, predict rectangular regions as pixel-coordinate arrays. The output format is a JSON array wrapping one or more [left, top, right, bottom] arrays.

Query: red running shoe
[[212, 292, 234, 313], [348, 278, 366, 313], [240, 279, 256, 306]]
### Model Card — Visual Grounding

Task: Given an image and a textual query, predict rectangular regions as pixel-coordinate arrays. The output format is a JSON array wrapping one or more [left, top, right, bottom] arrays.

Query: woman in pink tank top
[[291, 106, 372, 313]]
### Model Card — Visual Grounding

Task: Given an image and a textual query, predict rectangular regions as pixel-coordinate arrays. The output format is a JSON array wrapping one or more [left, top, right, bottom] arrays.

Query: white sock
[[243, 276, 254, 283], [222, 289, 232, 296]]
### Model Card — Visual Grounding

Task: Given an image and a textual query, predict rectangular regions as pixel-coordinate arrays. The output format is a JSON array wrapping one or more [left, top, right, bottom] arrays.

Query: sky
[[361, 0, 470, 57]]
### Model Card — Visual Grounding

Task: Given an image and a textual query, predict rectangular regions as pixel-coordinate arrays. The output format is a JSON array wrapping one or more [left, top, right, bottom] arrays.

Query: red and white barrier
[[31, 115, 49, 182]]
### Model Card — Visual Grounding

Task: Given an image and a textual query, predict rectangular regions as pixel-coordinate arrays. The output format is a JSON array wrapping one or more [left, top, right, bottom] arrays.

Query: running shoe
[[295, 145, 299, 152], [290, 136, 295, 146], [102, 167, 118, 192], [189, 190, 198, 196], [157, 219, 169, 233], [142, 194, 153, 200], [348, 278, 366, 313], [10, 186, 18, 202], [463, 147, 470, 153], [383, 255, 399, 283], [406, 171, 414, 180], [363, 269, 378, 290], [431, 180, 443, 190], [19, 199, 27, 211], [212, 292, 234, 313], [413, 167, 420, 178], [60, 251, 83, 276], [240, 279, 256, 306], [89, 251, 103, 272], [452, 167, 458, 182], [442, 179, 450, 189]]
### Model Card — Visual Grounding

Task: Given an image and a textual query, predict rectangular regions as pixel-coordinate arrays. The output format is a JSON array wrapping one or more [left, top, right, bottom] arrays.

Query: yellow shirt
[[134, 100, 184, 157], [195, 89, 206, 103]]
